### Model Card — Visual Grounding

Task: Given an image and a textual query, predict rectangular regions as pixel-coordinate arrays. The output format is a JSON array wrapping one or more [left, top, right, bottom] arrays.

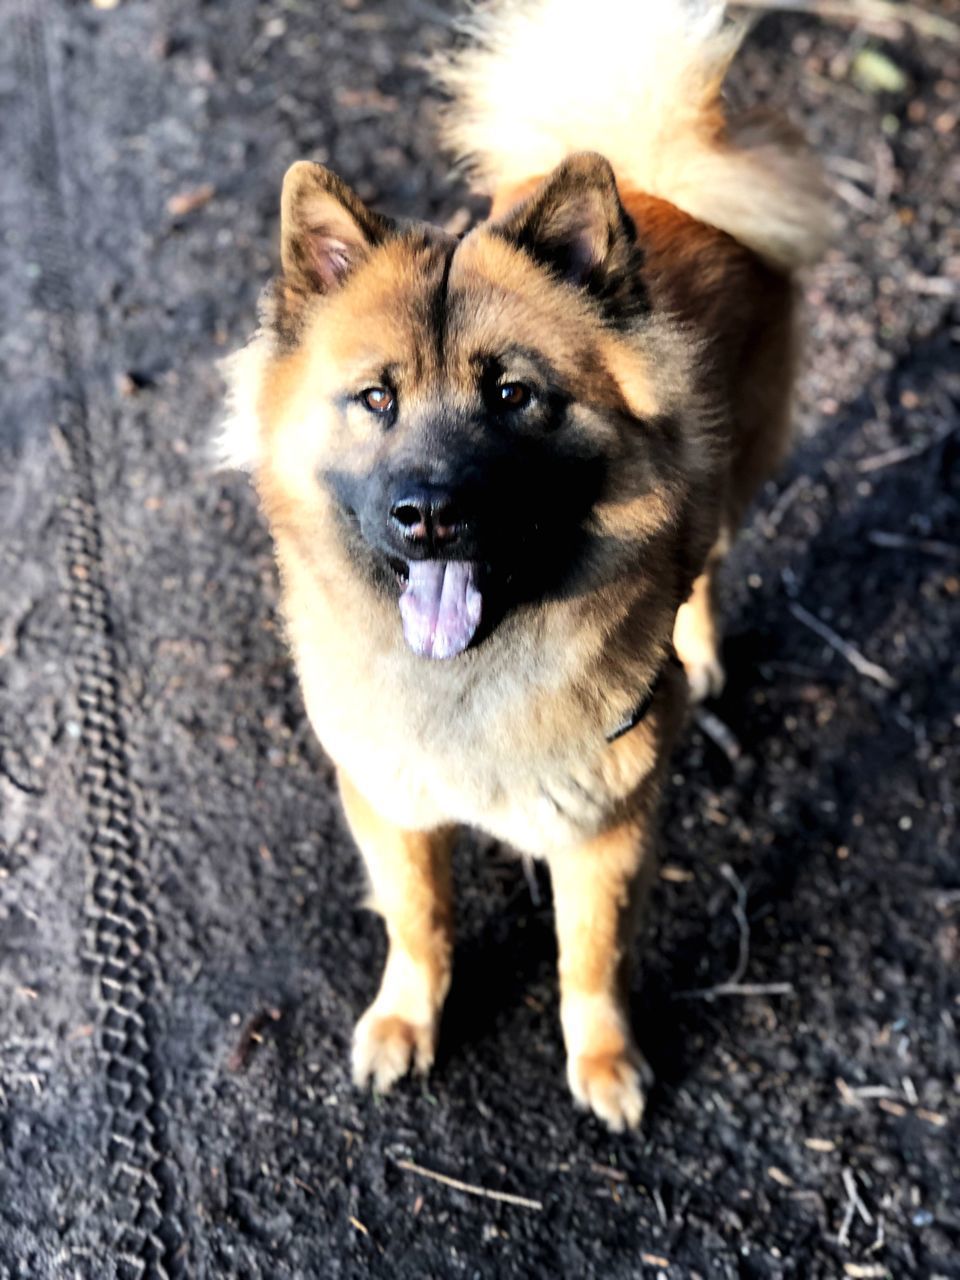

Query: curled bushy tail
[[435, 0, 832, 271]]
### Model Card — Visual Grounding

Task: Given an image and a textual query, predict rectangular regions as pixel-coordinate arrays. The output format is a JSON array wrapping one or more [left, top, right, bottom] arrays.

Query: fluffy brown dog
[[221, 0, 831, 1129]]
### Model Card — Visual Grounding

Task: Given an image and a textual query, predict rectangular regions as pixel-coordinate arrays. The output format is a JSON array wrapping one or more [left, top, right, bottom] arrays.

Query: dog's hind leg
[[548, 814, 657, 1131], [339, 772, 455, 1092]]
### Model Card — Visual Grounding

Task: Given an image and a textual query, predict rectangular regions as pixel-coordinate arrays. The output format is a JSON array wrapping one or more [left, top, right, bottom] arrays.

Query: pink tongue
[[398, 560, 483, 659]]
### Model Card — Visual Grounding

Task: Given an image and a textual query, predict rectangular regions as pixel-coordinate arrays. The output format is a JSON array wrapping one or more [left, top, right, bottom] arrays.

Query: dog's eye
[[496, 382, 531, 410], [360, 386, 395, 415]]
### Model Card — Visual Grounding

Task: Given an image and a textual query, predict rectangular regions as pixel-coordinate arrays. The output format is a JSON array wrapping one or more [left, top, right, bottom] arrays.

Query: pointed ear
[[491, 152, 648, 325], [280, 161, 394, 295]]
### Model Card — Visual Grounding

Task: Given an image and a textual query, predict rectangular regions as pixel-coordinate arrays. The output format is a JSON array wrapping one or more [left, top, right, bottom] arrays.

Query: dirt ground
[[1, 1, 958, 1277]]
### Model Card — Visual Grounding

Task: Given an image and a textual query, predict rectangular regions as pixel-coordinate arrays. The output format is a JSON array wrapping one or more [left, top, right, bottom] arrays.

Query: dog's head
[[226, 155, 717, 660]]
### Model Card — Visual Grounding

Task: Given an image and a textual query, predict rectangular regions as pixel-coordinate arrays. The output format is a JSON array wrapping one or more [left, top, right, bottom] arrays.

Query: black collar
[[605, 653, 679, 743]]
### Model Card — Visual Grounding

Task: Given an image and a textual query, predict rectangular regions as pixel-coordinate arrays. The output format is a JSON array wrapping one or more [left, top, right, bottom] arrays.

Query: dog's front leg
[[548, 815, 656, 1131], [339, 771, 454, 1092]]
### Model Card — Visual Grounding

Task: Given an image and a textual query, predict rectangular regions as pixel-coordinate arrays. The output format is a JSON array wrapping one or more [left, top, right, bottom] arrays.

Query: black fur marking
[[475, 351, 571, 433], [491, 153, 650, 330], [432, 240, 457, 368], [323, 428, 609, 617]]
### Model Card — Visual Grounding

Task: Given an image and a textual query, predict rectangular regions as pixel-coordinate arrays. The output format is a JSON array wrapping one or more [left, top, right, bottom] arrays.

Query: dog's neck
[[605, 651, 680, 743]]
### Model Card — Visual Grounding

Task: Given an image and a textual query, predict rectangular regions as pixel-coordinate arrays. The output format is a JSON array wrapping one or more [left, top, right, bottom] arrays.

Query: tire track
[[15, 5, 183, 1276]]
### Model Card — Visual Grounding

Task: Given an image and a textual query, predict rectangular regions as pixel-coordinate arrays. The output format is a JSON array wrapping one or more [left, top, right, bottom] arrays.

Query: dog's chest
[[290, 622, 643, 853]]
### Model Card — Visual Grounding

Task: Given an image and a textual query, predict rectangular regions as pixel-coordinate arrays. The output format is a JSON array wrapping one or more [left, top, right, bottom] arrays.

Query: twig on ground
[[851, 1084, 901, 1100], [836, 1077, 862, 1107], [679, 981, 795, 999], [824, 154, 874, 184], [732, 0, 960, 45], [394, 1159, 543, 1211], [866, 1216, 886, 1255], [837, 1180, 857, 1247], [693, 708, 742, 765], [856, 424, 957, 474], [837, 1168, 873, 1248], [805, 1137, 836, 1152], [878, 1098, 907, 1117], [675, 866, 793, 1001], [719, 864, 749, 988], [789, 603, 897, 691], [843, 1168, 874, 1227], [916, 1108, 947, 1127], [868, 531, 960, 561], [652, 1186, 669, 1226], [831, 177, 877, 215], [905, 274, 959, 298], [762, 475, 810, 537]]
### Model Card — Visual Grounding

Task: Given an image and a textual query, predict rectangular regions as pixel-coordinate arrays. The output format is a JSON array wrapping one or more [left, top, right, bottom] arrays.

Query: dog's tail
[[435, 0, 831, 272]]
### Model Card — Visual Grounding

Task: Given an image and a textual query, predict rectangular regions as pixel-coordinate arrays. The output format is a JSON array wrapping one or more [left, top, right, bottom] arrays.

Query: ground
[[1, 1, 958, 1278]]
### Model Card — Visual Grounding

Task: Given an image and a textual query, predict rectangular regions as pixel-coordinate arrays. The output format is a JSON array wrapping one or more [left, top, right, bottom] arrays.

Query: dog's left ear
[[492, 152, 648, 325], [280, 161, 395, 295]]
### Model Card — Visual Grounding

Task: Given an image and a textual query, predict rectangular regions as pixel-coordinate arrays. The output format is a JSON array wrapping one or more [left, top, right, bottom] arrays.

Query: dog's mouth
[[340, 502, 486, 659], [390, 558, 484, 660]]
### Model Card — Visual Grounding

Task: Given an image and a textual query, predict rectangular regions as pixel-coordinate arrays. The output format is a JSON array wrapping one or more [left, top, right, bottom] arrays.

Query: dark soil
[[1, 2, 958, 1278]]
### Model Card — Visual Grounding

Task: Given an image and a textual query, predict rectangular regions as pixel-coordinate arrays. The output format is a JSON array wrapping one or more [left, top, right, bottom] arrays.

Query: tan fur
[[339, 773, 454, 1090], [219, 1, 824, 1129], [253, 218, 709, 850], [615, 190, 797, 696], [435, 0, 833, 271], [551, 772, 665, 1130]]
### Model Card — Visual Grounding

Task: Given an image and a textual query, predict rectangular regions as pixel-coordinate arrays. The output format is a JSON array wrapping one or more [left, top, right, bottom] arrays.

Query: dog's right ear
[[280, 161, 395, 298], [490, 152, 648, 328]]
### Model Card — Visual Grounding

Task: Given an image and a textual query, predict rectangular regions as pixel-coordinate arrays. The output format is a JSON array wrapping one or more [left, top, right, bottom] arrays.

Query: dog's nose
[[390, 486, 463, 550]]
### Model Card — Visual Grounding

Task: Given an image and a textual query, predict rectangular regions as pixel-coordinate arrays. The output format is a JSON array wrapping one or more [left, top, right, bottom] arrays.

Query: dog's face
[[253, 156, 707, 660]]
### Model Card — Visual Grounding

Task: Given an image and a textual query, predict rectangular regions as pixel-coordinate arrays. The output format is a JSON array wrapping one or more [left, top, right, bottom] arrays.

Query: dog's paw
[[351, 1008, 435, 1092], [567, 1048, 651, 1132], [682, 650, 726, 704], [673, 597, 725, 703]]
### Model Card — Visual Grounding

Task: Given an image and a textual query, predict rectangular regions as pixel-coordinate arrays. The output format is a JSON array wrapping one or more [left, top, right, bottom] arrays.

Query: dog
[[220, 0, 830, 1130]]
